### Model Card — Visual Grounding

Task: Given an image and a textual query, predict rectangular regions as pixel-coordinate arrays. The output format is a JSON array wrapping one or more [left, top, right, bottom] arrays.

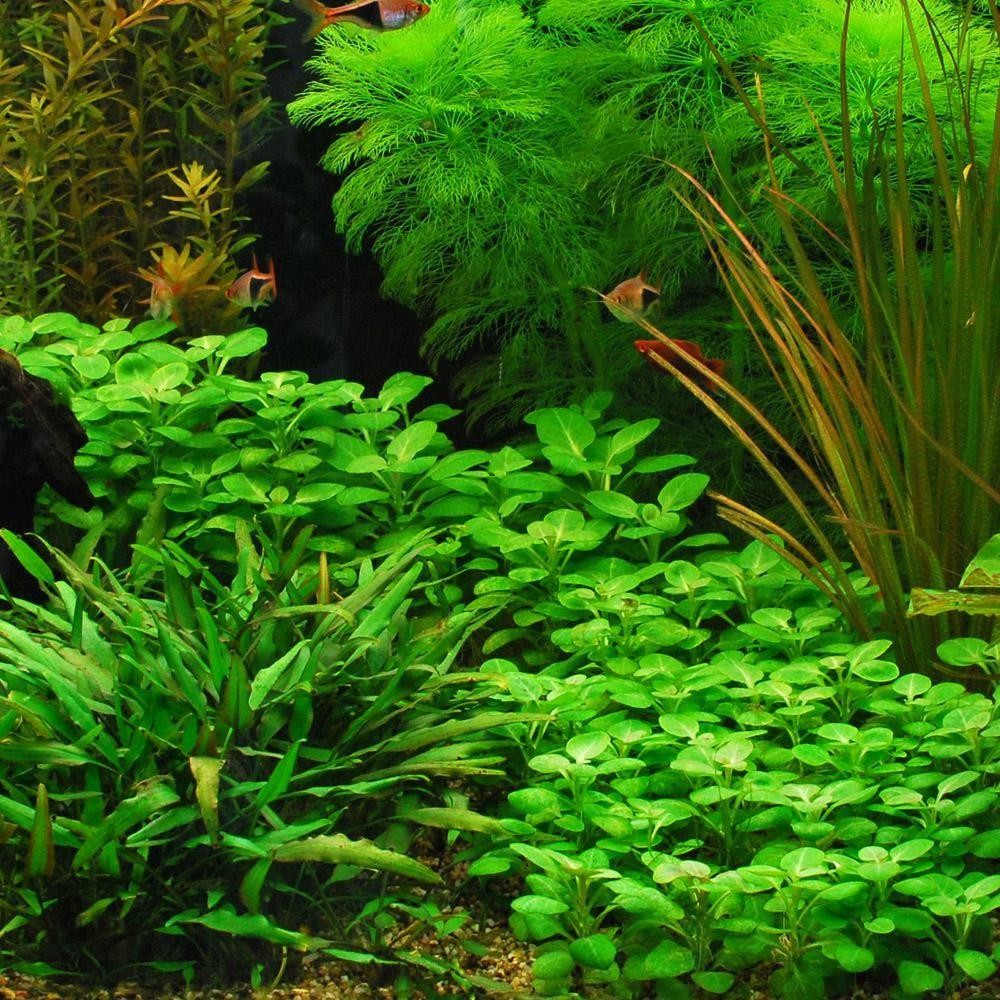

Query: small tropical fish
[[635, 338, 727, 395], [144, 262, 183, 322], [604, 271, 660, 323], [292, 0, 430, 39], [226, 253, 277, 311]]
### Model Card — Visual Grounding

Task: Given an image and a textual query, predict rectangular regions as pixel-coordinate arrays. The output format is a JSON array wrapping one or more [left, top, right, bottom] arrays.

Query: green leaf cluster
[[288, 0, 999, 433], [1, 312, 996, 994], [471, 587, 1000, 998]]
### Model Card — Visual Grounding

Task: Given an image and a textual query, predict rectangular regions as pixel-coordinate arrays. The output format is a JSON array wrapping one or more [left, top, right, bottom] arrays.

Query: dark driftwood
[[0, 350, 94, 597]]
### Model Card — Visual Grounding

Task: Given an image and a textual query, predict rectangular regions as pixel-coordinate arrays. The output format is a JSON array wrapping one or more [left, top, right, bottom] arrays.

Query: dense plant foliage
[[470, 567, 1000, 998], [0, 315, 996, 998], [287, 0, 999, 434], [1, 0, 997, 995]]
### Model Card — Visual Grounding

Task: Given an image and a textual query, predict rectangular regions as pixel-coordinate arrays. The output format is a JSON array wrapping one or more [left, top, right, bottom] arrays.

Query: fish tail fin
[[292, 0, 330, 39]]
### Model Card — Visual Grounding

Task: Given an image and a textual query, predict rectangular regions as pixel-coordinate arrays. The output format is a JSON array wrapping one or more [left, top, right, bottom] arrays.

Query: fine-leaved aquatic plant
[[287, 0, 999, 459]]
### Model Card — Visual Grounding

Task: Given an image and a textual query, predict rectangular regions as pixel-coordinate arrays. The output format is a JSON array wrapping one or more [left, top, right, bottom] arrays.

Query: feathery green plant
[[654, 0, 1000, 671], [288, 0, 998, 449]]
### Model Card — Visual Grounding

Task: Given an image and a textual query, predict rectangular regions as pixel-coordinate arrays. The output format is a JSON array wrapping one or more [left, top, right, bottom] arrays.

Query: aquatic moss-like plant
[[0, 0, 274, 323], [287, 0, 729, 432]]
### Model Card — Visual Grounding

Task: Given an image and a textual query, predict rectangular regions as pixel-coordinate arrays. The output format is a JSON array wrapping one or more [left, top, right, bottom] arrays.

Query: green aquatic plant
[[288, 0, 766, 433], [0, 0, 273, 322], [288, 0, 998, 447]]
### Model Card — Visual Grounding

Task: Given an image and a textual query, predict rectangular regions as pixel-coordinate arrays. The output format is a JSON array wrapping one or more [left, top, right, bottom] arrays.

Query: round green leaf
[[954, 949, 997, 981], [897, 960, 944, 995], [71, 354, 111, 380], [657, 472, 709, 512], [532, 948, 574, 980], [511, 895, 569, 916], [528, 753, 570, 774], [642, 940, 695, 979], [296, 483, 343, 504], [566, 731, 610, 764], [219, 328, 267, 358], [508, 788, 562, 815], [893, 673, 932, 698], [467, 856, 511, 877], [834, 942, 874, 973], [586, 491, 639, 519], [115, 353, 156, 384], [528, 408, 596, 453], [852, 660, 899, 683], [569, 934, 617, 970], [937, 638, 989, 667], [691, 971, 736, 994]]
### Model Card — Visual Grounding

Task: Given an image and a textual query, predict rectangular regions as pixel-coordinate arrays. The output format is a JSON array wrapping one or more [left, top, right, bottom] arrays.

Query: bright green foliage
[[287, 0, 999, 432], [469, 562, 1000, 997], [1, 315, 997, 992]]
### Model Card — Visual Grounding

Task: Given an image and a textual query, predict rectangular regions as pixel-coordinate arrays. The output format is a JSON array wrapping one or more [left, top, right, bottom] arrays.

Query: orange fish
[[144, 261, 184, 322], [604, 271, 660, 322], [292, 0, 430, 39], [635, 339, 727, 395], [226, 253, 277, 311]]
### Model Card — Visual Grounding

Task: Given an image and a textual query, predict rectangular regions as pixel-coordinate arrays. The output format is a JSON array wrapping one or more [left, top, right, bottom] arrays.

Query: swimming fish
[[635, 338, 727, 395], [226, 254, 277, 311], [144, 262, 184, 322], [604, 271, 660, 323], [292, 0, 430, 39]]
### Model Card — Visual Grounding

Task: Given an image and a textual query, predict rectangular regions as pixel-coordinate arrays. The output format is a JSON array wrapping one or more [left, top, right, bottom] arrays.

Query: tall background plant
[[650, 0, 999, 671], [287, 0, 998, 467], [0, 0, 275, 322]]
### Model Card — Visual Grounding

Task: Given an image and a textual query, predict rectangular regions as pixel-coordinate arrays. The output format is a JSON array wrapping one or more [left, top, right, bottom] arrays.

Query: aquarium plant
[[0, 0, 274, 322], [287, 0, 999, 445], [652, 0, 1000, 671]]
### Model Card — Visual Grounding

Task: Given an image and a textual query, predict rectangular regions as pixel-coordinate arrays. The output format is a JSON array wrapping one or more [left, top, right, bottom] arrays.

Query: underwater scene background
[[0, 0, 998, 997]]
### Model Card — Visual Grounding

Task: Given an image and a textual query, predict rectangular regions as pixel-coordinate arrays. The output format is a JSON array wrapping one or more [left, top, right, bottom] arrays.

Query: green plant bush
[[0, 312, 730, 983], [466, 547, 1000, 999], [287, 0, 999, 434], [1, 313, 996, 996], [0, 527, 539, 984], [0, 0, 273, 322]]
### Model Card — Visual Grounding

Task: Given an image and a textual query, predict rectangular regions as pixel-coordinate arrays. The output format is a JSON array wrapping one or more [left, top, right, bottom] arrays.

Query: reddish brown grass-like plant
[[640, 0, 999, 673]]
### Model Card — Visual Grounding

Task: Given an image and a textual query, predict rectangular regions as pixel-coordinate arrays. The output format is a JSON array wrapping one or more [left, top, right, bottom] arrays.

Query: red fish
[[604, 271, 660, 322], [635, 339, 727, 395], [292, 0, 430, 39], [226, 253, 277, 311]]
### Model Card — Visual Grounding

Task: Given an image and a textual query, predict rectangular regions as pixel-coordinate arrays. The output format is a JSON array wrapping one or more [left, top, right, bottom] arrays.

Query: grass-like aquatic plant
[[0, 0, 274, 322], [649, 0, 1000, 671]]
